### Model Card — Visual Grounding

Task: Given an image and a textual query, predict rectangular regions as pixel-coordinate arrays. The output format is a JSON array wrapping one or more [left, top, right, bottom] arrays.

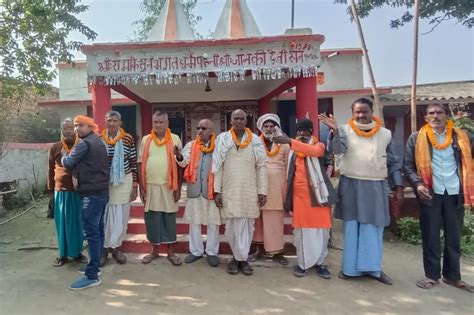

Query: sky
[[66, 0, 474, 88]]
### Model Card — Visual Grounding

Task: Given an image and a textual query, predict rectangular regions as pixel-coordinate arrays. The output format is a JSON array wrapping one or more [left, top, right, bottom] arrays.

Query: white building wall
[[58, 66, 124, 100], [318, 55, 364, 91], [57, 106, 87, 126], [332, 95, 358, 124]]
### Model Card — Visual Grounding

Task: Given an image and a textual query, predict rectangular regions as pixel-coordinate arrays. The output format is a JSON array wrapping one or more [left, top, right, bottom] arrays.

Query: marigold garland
[[101, 128, 125, 146], [196, 133, 216, 153], [260, 134, 281, 157], [61, 137, 77, 153], [230, 127, 252, 149], [425, 120, 454, 150], [295, 136, 319, 158], [151, 128, 171, 146], [349, 115, 382, 138]]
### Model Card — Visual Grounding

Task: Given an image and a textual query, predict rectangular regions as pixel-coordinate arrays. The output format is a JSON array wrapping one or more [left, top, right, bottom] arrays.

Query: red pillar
[[91, 84, 111, 132], [296, 76, 318, 136], [258, 97, 270, 115], [140, 103, 152, 136]]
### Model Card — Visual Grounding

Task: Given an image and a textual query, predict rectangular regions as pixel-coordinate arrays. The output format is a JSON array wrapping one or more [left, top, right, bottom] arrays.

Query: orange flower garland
[[349, 115, 382, 138], [101, 128, 125, 146], [151, 128, 171, 146], [259, 134, 281, 157], [425, 120, 454, 150], [230, 127, 252, 149], [197, 133, 216, 153], [61, 137, 77, 153], [295, 136, 319, 158]]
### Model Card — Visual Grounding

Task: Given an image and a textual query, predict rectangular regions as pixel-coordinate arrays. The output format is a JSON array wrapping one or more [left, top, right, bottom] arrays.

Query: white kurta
[[214, 144, 268, 219]]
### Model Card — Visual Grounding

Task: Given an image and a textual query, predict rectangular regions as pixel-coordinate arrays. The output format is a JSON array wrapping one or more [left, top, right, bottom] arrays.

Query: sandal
[[442, 278, 474, 293], [53, 256, 68, 267], [167, 255, 182, 266], [73, 254, 88, 264], [240, 261, 254, 276], [142, 252, 159, 264], [416, 277, 439, 290], [227, 258, 239, 275], [247, 252, 263, 263], [338, 271, 360, 280], [273, 254, 289, 266]]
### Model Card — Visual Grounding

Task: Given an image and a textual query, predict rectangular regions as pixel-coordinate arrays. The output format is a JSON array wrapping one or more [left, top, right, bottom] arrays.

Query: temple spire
[[214, 0, 261, 39], [147, 0, 196, 41]]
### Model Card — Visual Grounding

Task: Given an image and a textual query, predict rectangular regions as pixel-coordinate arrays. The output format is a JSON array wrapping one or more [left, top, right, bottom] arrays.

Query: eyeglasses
[[196, 127, 208, 130]]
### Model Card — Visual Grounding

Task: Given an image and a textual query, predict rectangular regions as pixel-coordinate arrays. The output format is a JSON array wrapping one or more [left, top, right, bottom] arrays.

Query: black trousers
[[419, 192, 464, 281]]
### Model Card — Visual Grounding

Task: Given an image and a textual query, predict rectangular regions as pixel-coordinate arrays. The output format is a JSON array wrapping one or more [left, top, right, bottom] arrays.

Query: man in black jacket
[[403, 104, 473, 293], [62, 115, 109, 290]]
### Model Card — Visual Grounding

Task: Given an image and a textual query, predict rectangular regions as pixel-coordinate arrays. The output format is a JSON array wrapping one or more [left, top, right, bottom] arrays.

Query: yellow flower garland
[[101, 128, 125, 146], [230, 127, 252, 149], [259, 134, 281, 157], [295, 136, 319, 158], [196, 133, 216, 153], [425, 120, 454, 150], [61, 137, 77, 153], [349, 115, 382, 138], [151, 128, 171, 146]]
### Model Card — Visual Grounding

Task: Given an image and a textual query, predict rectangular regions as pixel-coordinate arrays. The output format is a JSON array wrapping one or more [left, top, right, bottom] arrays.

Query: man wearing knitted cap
[[62, 115, 109, 290], [273, 119, 337, 278], [248, 114, 290, 266], [320, 98, 404, 285]]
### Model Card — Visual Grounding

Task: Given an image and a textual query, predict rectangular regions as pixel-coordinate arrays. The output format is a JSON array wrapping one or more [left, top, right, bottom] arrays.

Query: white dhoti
[[104, 173, 133, 249], [293, 228, 330, 270], [225, 218, 255, 261], [189, 224, 220, 256]]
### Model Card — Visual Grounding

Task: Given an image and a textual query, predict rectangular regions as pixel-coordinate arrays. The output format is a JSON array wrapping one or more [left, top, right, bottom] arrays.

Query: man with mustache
[[404, 103, 474, 292], [272, 119, 337, 278], [320, 98, 404, 285], [175, 119, 221, 267], [248, 114, 290, 266], [213, 109, 268, 276]]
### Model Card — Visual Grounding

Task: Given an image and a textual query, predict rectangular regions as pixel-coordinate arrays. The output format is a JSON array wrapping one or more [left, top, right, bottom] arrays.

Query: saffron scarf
[[140, 131, 178, 194], [183, 139, 215, 200], [415, 125, 474, 206]]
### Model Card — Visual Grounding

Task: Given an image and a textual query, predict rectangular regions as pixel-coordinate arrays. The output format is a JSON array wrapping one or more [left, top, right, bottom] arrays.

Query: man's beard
[[297, 136, 310, 143], [263, 132, 273, 139]]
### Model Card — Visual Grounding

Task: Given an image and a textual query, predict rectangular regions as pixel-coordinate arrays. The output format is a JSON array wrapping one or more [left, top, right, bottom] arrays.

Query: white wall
[[57, 106, 88, 127], [0, 144, 52, 193], [332, 95, 358, 124], [318, 55, 364, 91]]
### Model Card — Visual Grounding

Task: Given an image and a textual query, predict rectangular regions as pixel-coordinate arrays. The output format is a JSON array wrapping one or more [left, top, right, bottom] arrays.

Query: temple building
[[40, 0, 390, 140]]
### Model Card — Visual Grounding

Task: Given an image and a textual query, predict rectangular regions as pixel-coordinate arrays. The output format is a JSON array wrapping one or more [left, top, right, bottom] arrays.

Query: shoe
[[273, 253, 289, 266], [69, 276, 102, 290], [52, 256, 68, 267], [315, 265, 332, 279], [112, 249, 127, 265], [240, 261, 254, 276], [294, 265, 307, 277], [100, 249, 108, 267], [369, 271, 393, 285], [77, 266, 102, 277], [227, 258, 239, 275], [207, 255, 219, 267], [184, 254, 203, 264]]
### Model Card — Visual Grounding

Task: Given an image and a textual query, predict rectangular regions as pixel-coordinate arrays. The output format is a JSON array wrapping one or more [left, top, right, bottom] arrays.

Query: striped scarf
[[415, 125, 474, 206]]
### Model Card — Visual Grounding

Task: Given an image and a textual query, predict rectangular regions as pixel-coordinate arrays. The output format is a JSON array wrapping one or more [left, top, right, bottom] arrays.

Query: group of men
[[48, 97, 473, 293]]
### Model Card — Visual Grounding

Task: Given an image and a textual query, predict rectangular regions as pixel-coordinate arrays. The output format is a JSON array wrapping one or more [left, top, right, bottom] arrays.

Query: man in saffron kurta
[[100, 110, 138, 266], [249, 114, 290, 266], [273, 119, 337, 278], [321, 98, 404, 285], [404, 103, 474, 292], [213, 109, 268, 276], [175, 119, 221, 267], [48, 118, 86, 267], [138, 111, 183, 266]]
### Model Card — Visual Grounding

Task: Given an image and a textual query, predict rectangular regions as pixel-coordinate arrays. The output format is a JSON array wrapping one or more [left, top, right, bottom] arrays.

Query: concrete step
[[127, 217, 295, 235], [121, 233, 295, 255]]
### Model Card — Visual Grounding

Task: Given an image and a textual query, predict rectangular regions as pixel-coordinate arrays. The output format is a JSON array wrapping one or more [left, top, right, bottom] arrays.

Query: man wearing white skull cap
[[248, 114, 290, 266]]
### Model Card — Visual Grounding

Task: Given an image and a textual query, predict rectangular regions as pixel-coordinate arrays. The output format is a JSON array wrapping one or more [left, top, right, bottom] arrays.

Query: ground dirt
[[0, 198, 473, 314]]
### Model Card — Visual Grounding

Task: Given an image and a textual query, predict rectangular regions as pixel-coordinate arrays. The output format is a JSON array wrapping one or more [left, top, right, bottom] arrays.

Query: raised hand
[[319, 114, 338, 133]]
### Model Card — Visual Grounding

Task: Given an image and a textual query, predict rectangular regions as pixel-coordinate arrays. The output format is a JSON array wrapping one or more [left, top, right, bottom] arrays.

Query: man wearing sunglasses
[[174, 119, 221, 267]]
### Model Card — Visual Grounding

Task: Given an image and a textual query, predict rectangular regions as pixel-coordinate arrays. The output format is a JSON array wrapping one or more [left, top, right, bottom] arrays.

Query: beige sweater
[[339, 124, 392, 181]]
